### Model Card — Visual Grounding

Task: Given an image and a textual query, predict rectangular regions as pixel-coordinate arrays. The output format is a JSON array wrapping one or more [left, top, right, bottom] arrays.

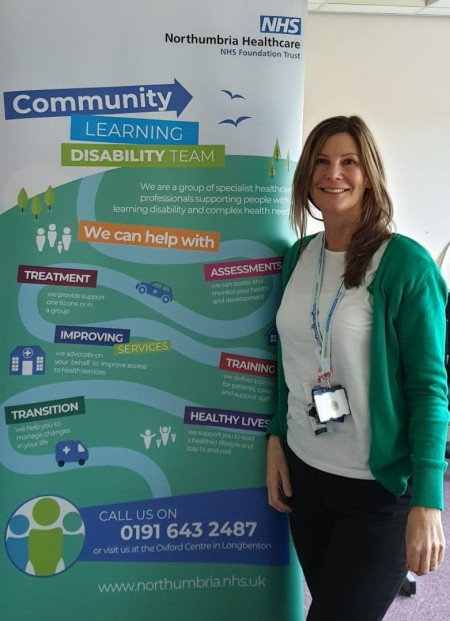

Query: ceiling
[[308, 0, 450, 16]]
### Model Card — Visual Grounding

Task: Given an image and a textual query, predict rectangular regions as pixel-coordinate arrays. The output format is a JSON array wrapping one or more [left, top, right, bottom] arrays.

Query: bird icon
[[219, 116, 251, 127], [221, 90, 246, 100]]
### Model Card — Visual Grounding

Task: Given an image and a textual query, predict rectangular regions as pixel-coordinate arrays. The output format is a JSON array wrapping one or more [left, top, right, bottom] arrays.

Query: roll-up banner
[[0, 1, 307, 619]]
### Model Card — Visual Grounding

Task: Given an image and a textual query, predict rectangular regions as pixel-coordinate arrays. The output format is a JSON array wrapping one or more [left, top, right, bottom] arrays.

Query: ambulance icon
[[55, 440, 89, 467]]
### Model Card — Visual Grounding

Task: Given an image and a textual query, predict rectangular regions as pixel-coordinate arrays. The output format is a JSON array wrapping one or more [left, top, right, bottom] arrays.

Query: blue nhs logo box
[[260, 15, 301, 36]]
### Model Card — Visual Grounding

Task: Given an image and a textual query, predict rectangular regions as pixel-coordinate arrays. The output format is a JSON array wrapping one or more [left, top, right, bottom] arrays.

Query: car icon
[[55, 440, 89, 467], [136, 281, 173, 303]]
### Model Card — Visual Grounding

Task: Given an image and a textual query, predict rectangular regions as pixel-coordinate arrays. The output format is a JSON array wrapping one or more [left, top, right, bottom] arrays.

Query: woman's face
[[309, 132, 368, 224]]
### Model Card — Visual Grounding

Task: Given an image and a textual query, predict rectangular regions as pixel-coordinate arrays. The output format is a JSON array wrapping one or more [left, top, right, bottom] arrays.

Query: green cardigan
[[268, 234, 449, 509]]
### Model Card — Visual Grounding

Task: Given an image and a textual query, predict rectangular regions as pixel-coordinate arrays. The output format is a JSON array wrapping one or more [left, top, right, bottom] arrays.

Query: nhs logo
[[260, 15, 301, 36]]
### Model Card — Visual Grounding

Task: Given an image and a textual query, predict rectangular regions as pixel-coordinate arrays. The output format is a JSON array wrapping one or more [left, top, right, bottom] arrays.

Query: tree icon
[[17, 188, 28, 214], [31, 195, 42, 220], [273, 139, 281, 162], [268, 159, 276, 179], [44, 186, 56, 211], [285, 151, 291, 171]]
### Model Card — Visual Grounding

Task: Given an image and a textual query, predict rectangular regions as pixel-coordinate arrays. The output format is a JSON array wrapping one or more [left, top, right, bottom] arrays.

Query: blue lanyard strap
[[310, 234, 345, 379]]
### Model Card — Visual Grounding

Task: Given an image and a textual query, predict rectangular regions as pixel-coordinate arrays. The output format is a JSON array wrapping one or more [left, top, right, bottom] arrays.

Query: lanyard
[[310, 234, 345, 381]]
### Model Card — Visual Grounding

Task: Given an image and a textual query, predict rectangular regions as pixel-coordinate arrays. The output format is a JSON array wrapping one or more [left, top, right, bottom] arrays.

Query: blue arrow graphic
[[3, 79, 193, 119]]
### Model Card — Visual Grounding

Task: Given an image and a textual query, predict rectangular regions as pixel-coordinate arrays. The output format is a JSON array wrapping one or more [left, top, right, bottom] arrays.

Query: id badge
[[312, 384, 351, 423]]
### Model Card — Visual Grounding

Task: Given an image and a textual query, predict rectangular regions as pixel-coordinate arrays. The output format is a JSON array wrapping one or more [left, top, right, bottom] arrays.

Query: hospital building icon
[[10, 346, 45, 376]]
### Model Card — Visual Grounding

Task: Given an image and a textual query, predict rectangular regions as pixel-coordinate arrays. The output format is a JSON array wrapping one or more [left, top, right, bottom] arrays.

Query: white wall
[[303, 14, 450, 261]]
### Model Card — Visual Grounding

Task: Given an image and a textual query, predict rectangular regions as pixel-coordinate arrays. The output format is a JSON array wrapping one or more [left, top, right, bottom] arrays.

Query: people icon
[[140, 429, 156, 449], [6, 515, 30, 571], [139, 426, 176, 450], [5, 496, 85, 577], [28, 497, 63, 576], [36, 228, 46, 252], [47, 223, 57, 248], [62, 226, 72, 251], [160, 425, 171, 446], [61, 511, 84, 566], [34, 224, 72, 254]]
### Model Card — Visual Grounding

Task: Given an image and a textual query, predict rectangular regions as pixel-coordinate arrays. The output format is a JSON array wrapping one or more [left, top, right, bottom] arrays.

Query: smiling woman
[[290, 115, 394, 288], [266, 116, 449, 621], [308, 132, 369, 248]]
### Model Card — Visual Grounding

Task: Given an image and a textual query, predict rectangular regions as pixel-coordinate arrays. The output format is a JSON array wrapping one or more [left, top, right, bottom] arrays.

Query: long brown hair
[[291, 115, 394, 288]]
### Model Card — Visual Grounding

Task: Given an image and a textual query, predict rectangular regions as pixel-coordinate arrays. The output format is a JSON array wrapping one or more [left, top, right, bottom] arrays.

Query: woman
[[266, 115, 448, 620]]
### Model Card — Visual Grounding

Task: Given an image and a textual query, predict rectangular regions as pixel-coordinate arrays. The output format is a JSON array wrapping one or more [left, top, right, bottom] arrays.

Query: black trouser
[[286, 447, 410, 621]]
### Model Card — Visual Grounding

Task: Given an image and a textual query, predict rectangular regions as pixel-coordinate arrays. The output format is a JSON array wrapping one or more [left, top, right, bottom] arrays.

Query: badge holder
[[307, 403, 329, 436], [312, 384, 351, 424], [302, 383, 328, 436]]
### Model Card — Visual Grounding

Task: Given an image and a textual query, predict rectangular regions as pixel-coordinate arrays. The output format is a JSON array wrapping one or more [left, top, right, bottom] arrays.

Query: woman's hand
[[405, 506, 446, 575], [266, 435, 293, 513]]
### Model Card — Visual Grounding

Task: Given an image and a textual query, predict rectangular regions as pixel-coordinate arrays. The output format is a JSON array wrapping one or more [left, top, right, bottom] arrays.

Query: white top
[[277, 232, 389, 479]]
